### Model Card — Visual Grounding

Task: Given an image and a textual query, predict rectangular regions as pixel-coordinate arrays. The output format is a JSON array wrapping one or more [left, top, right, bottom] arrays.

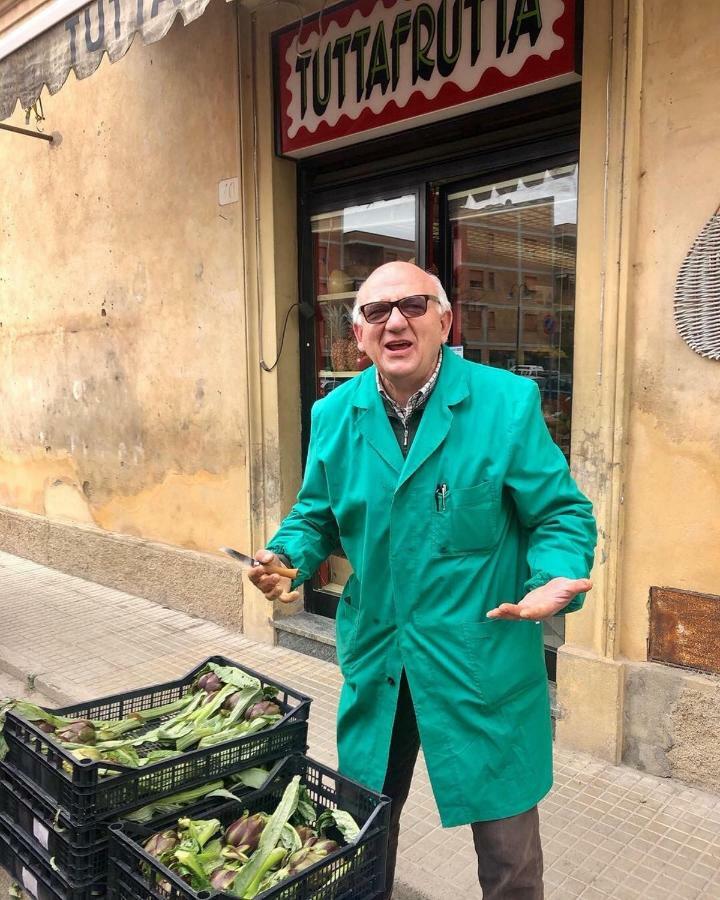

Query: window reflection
[[448, 165, 578, 458], [311, 196, 417, 397]]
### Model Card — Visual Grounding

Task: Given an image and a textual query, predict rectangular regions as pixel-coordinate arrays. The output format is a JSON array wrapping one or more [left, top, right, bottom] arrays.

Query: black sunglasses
[[360, 294, 439, 325]]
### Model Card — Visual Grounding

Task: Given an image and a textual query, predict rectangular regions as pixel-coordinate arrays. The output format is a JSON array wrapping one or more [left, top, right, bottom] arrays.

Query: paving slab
[[1, 549, 720, 899]]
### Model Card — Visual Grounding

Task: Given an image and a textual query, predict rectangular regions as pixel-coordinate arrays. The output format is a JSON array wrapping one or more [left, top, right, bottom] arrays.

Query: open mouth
[[384, 340, 413, 352]]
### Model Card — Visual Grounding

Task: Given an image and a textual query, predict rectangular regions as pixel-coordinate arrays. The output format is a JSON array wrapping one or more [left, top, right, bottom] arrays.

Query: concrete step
[[274, 611, 338, 664]]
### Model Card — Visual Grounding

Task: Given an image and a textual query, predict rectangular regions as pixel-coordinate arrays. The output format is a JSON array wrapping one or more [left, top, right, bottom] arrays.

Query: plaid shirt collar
[[376, 351, 443, 425]]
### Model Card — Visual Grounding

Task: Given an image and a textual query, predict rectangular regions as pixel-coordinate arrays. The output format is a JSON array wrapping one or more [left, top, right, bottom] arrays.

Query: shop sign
[[273, 0, 579, 158]]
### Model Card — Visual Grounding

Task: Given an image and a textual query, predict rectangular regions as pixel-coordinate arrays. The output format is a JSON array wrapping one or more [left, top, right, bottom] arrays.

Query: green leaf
[[328, 810, 360, 842], [108, 746, 141, 768], [121, 780, 224, 823], [223, 687, 264, 725], [132, 694, 196, 721], [188, 683, 238, 727], [231, 767, 270, 790], [235, 846, 288, 898], [279, 823, 302, 853], [230, 776, 301, 897], [293, 786, 317, 825], [206, 788, 242, 802], [174, 847, 215, 884], [141, 749, 183, 763], [206, 664, 261, 692], [316, 808, 360, 842], [9, 700, 72, 728], [178, 817, 222, 850], [256, 866, 290, 892]]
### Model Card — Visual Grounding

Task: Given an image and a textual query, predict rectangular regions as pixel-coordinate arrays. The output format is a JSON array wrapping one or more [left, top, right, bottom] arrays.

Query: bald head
[[354, 262, 451, 321]]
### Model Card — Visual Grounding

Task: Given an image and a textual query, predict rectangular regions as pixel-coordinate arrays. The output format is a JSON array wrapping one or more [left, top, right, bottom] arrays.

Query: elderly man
[[249, 261, 597, 899]]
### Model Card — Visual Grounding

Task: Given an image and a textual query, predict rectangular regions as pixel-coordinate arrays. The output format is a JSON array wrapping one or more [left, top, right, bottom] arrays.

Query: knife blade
[[220, 546, 298, 580]]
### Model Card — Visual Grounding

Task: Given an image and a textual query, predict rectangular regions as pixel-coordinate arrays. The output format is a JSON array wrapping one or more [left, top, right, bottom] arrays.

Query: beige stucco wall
[[558, 0, 720, 777], [0, 4, 252, 558], [569, 0, 720, 660], [618, 0, 720, 661], [1, 0, 305, 639]]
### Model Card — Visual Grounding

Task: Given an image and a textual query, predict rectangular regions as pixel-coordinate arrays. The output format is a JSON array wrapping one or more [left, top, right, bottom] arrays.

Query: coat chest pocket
[[431, 480, 499, 555]]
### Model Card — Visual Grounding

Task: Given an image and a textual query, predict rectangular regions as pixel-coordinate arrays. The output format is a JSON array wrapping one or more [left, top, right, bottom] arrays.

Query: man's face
[[353, 262, 452, 387]]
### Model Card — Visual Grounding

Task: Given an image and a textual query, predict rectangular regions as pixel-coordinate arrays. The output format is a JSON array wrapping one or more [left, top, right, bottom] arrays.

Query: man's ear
[[353, 321, 365, 353], [440, 308, 453, 342]]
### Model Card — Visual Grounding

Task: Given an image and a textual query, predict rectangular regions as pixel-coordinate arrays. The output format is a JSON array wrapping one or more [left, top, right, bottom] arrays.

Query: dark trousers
[[382, 672, 544, 899]]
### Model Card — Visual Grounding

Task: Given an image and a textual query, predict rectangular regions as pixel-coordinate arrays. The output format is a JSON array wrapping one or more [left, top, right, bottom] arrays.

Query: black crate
[[107, 754, 390, 900], [3, 656, 311, 823], [0, 755, 280, 890], [0, 813, 106, 900], [0, 762, 111, 884]]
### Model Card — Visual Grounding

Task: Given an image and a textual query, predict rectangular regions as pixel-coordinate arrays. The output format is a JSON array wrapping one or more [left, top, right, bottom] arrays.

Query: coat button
[[387, 676, 396, 686]]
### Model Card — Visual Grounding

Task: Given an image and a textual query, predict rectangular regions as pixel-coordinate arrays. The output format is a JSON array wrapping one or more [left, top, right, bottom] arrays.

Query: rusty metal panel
[[649, 587, 720, 675]]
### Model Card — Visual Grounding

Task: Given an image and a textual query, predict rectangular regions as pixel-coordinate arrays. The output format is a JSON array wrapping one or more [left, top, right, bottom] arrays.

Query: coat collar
[[350, 346, 470, 479], [351, 367, 404, 473]]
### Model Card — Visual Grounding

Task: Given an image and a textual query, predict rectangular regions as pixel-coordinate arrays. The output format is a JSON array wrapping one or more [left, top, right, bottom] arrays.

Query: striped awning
[[0, 0, 215, 121]]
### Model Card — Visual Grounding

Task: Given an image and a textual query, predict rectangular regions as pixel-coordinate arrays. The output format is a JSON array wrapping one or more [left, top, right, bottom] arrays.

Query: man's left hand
[[486, 577, 593, 621]]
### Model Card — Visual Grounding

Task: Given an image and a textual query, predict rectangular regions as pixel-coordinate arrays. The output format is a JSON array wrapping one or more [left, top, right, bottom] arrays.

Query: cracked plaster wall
[[0, 0, 255, 559]]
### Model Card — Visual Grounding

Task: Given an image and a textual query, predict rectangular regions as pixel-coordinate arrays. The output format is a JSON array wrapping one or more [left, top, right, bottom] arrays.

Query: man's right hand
[[246, 550, 300, 604]]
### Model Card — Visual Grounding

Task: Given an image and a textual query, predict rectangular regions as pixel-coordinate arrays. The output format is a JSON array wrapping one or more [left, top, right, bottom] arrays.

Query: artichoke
[[56, 720, 96, 744], [224, 812, 267, 850], [295, 825, 316, 845], [196, 672, 222, 693], [314, 838, 340, 853], [35, 721, 56, 734], [143, 830, 179, 858], [221, 845, 250, 863], [244, 701, 282, 721], [285, 841, 338, 875], [223, 691, 244, 711], [210, 867, 240, 890]]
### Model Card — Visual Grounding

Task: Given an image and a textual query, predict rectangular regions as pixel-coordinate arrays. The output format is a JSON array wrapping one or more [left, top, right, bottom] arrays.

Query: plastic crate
[[3, 656, 311, 822], [0, 813, 106, 900], [0, 755, 280, 890], [107, 754, 390, 900], [0, 762, 111, 884]]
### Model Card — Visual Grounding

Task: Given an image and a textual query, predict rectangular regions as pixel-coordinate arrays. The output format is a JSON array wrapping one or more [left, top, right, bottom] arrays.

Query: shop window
[[308, 195, 418, 612], [311, 196, 417, 395], [448, 164, 578, 461]]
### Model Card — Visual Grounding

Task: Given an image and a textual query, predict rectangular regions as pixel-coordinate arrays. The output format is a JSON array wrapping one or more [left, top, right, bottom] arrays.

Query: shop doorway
[[297, 96, 580, 680]]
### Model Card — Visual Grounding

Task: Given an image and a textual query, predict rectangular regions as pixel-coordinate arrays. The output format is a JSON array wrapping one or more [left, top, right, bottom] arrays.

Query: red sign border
[[273, 0, 579, 159]]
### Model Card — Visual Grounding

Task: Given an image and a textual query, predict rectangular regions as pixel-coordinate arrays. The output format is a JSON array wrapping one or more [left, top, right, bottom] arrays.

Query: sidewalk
[[1, 548, 720, 899]]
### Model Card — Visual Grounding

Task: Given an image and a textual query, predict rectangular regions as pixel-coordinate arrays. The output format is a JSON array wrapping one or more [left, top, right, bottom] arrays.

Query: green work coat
[[268, 346, 596, 826]]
